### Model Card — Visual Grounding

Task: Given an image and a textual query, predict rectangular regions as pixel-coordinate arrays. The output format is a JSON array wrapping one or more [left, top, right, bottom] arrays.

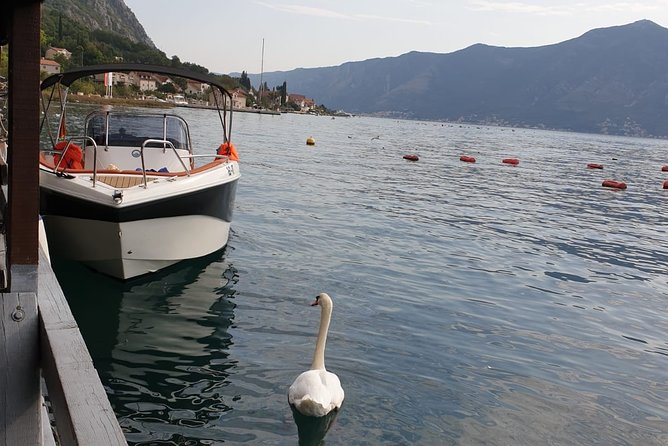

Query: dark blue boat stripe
[[40, 180, 237, 223]]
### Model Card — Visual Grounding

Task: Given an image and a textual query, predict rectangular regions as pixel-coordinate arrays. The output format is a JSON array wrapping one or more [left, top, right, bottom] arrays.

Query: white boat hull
[[40, 161, 239, 280], [42, 214, 231, 279]]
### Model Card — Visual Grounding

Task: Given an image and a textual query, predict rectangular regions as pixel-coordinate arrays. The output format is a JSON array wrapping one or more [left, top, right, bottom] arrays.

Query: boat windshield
[[85, 112, 190, 150]]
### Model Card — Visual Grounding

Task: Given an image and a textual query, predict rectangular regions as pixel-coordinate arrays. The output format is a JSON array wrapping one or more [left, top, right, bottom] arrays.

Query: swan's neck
[[310, 302, 332, 370]]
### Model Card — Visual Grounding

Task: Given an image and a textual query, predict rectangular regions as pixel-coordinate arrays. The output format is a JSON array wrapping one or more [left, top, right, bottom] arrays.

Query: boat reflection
[[51, 248, 239, 443]]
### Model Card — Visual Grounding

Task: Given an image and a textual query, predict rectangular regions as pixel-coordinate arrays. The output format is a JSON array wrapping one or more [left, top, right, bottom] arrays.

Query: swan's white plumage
[[288, 293, 344, 417]]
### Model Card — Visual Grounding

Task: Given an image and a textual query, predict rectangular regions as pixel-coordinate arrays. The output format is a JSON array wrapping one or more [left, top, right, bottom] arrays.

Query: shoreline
[[66, 94, 282, 115]]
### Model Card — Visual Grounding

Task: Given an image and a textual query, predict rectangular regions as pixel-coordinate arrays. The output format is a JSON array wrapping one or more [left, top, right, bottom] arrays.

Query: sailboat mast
[[259, 38, 265, 106]]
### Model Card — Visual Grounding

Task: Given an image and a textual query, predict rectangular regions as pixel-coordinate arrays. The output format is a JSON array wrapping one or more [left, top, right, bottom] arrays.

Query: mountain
[[250, 20, 668, 137], [43, 0, 154, 48]]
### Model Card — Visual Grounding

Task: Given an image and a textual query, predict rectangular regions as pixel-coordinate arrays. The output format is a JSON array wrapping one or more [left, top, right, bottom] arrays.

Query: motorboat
[[39, 63, 240, 280]]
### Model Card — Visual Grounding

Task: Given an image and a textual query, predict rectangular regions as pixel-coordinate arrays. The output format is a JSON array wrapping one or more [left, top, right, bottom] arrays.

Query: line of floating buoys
[[602, 179, 627, 190], [306, 136, 316, 146], [408, 153, 668, 189]]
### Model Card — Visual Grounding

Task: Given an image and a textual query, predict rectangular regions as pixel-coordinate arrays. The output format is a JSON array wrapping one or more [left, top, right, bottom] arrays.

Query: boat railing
[[140, 139, 191, 188], [182, 154, 230, 162]]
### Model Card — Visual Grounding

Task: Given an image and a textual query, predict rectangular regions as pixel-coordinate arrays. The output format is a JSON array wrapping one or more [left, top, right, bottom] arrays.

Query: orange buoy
[[663, 180, 668, 189], [587, 163, 603, 169], [460, 155, 476, 163], [602, 179, 627, 190], [662, 166, 668, 172], [403, 154, 419, 161], [502, 158, 519, 166], [306, 136, 316, 146]]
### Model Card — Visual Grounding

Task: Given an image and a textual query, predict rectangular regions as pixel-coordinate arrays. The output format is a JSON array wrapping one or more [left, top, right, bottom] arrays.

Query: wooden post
[[6, 0, 41, 277], [1, 1, 42, 445]]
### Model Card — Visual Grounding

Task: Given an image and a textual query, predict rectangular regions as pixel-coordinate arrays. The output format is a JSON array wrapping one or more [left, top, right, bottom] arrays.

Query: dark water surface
[[54, 110, 668, 445]]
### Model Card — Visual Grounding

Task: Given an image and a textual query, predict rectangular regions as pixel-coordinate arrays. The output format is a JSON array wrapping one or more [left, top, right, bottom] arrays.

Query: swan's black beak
[[310, 295, 320, 306]]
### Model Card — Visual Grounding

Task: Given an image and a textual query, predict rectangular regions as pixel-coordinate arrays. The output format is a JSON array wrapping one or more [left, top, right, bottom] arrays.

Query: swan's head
[[311, 292, 333, 309]]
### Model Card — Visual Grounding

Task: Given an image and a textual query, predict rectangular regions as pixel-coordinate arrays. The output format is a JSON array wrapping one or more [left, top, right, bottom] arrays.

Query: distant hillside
[[250, 20, 668, 137], [43, 0, 154, 47], [40, 0, 234, 86]]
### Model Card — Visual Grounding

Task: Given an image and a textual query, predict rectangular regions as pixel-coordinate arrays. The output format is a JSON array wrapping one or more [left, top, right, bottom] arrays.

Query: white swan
[[288, 292, 345, 417]]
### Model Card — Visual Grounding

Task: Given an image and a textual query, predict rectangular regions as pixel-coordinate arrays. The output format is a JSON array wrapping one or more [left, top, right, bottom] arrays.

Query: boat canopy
[[40, 63, 234, 149], [40, 63, 231, 97]]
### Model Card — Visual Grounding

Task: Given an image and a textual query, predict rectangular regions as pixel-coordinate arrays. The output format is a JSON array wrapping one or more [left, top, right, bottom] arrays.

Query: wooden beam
[[1, 2, 43, 444], [6, 0, 41, 274], [38, 250, 128, 446], [0, 291, 40, 446]]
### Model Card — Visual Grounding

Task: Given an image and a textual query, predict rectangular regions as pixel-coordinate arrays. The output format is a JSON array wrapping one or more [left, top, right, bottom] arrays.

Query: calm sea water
[[52, 108, 668, 445]]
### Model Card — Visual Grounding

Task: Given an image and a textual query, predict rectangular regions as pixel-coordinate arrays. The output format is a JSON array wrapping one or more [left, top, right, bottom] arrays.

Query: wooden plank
[[6, 0, 41, 269], [96, 175, 150, 188], [38, 252, 127, 446], [0, 291, 41, 446]]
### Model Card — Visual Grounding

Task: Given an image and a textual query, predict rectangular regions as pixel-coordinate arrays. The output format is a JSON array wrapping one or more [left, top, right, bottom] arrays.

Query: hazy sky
[[124, 0, 668, 74]]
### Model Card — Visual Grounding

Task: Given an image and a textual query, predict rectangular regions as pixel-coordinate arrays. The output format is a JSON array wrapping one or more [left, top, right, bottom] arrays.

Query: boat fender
[[53, 141, 84, 170], [217, 142, 239, 161], [602, 180, 627, 190], [662, 166, 668, 172], [460, 155, 476, 163], [663, 180, 668, 189], [587, 163, 603, 169], [502, 158, 519, 165]]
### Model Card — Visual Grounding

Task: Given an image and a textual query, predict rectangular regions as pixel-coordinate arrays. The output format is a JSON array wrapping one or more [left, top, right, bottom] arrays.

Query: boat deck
[[96, 175, 158, 188]]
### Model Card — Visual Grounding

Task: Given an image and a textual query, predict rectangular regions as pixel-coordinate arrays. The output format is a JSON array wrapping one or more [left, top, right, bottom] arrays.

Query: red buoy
[[662, 166, 668, 172], [403, 154, 419, 161], [502, 158, 519, 166], [460, 155, 476, 163], [602, 180, 627, 190], [587, 163, 603, 169], [663, 180, 668, 189]]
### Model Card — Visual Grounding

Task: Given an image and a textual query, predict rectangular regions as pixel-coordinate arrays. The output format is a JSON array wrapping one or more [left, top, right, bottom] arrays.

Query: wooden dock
[[0, 2, 127, 444]]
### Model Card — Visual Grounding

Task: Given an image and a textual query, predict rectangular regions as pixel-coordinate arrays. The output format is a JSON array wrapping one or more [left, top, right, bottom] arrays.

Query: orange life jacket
[[217, 142, 239, 161], [53, 141, 84, 170]]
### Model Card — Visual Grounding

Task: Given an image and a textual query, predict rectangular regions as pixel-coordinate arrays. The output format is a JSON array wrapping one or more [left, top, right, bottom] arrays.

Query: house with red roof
[[39, 58, 61, 75]]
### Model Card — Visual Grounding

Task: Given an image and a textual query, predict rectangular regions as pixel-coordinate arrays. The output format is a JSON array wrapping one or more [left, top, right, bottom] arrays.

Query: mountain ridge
[[43, 0, 154, 48], [248, 20, 668, 137]]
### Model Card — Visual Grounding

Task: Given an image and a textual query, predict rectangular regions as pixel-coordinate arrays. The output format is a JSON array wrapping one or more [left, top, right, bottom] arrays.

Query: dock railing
[[37, 249, 127, 445]]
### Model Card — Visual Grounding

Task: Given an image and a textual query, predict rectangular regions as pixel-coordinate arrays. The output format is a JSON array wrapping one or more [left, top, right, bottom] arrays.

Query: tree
[[0, 46, 7, 77], [172, 77, 187, 91], [280, 81, 287, 105], [239, 71, 251, 90], [70, 79, 96, 95], [158, 82, 176, 94]]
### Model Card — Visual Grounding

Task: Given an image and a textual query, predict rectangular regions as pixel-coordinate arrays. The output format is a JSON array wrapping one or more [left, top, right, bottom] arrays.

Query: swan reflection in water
[[291, 405, 341, 446]]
